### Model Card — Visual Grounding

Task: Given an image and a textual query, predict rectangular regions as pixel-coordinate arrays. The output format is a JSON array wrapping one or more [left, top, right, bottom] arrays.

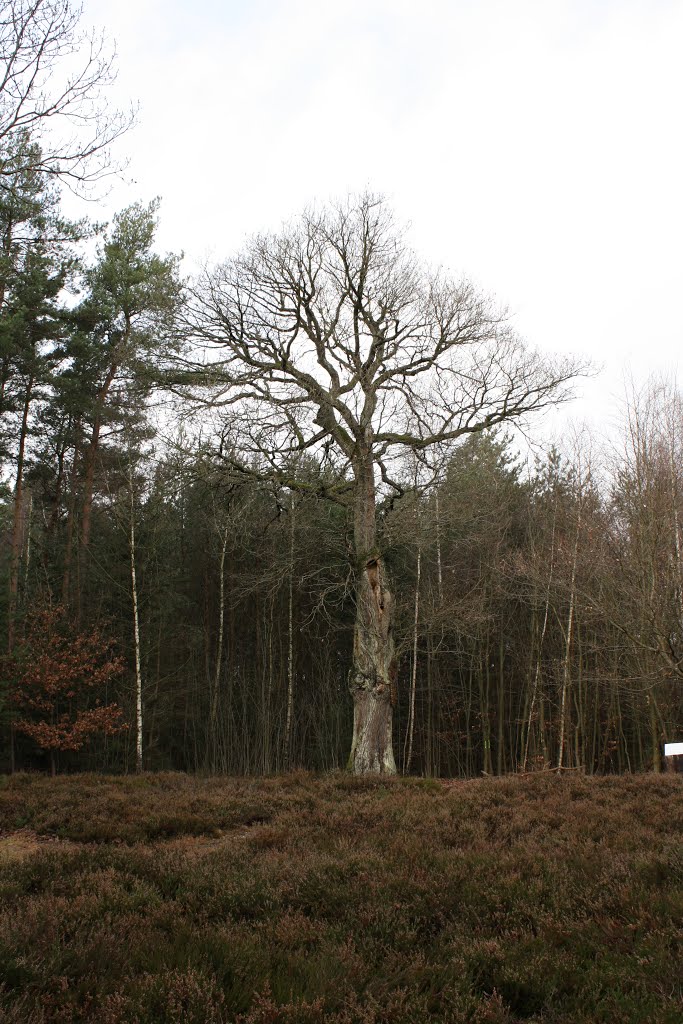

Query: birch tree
[[128, 462, 143, 773], [187, 194, 584, 774]]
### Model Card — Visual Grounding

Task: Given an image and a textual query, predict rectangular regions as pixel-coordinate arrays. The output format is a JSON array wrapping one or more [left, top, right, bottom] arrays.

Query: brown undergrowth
[[0, 772, 681, 1023]]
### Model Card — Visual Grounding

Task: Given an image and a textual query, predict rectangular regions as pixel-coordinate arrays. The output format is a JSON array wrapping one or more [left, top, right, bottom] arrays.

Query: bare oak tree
[[0, 0, 134, 187], [188, 194, 584, 774]]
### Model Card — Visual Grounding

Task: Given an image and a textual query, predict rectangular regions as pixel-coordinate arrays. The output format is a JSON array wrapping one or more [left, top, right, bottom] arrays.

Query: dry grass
[[0, 772, 682, 1023], [0, 832, 44, 864]]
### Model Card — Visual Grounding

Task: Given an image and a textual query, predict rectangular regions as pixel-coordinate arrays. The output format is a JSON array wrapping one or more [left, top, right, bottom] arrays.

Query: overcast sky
[[74, 0, 683, 438]]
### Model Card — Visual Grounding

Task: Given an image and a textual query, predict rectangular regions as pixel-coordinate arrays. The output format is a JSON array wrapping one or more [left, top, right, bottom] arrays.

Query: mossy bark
[[348, 445, 397, 774]]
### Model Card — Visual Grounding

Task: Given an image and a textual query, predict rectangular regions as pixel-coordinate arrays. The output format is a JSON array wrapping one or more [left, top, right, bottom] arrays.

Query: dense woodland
[[1, 1, 683, 778]]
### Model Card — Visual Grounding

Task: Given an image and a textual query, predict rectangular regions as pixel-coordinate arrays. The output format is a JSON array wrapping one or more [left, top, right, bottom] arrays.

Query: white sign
[[664, 743, 683, 756]]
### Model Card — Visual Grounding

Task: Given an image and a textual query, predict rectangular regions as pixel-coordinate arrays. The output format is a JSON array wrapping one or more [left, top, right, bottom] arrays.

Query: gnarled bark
[[348, 449, 397, 774], [348, 554, 397, 773]]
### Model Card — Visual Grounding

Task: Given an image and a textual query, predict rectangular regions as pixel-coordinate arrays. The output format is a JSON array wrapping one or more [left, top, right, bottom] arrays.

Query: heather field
[[0, 774, 681, 1024]]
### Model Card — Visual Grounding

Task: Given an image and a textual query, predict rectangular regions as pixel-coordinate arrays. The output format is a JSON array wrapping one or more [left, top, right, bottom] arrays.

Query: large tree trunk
[[347, 447, 397, 774]]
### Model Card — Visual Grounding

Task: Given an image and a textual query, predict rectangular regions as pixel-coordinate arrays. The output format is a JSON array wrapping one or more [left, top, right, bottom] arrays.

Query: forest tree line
[[1, 3, 682, 777], [0, 154, 681, 775]]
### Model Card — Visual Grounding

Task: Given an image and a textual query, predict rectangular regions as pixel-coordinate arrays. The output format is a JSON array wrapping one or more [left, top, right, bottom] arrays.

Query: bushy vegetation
[[1, 773, 682, 1023]]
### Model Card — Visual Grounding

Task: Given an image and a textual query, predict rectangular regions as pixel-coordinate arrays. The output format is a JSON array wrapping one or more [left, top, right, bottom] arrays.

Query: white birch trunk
[[403, 544, 421, 774], [129, 472, 143, 774], [211, 525, 229, 738], [558, 499, 582, 769], [284, 498, 295, 770], [435, 491, 443, 605], [667, 431, 683, 627], [522, 510, 556, 772], [23, 492, 33, 590]]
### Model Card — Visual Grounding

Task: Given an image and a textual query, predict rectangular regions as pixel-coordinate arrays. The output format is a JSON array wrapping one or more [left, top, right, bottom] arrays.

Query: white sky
[[72, 0, 683, 438]]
